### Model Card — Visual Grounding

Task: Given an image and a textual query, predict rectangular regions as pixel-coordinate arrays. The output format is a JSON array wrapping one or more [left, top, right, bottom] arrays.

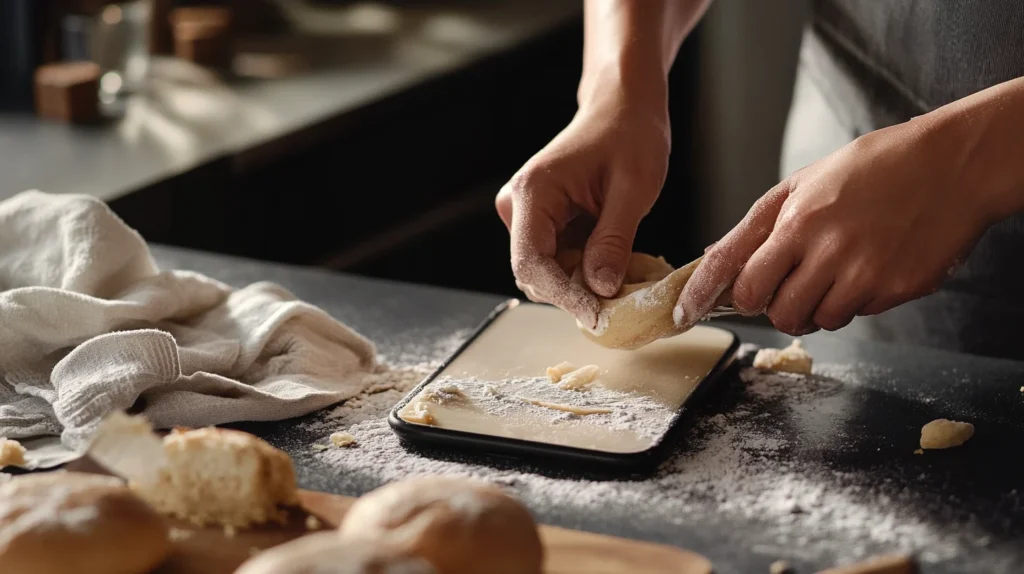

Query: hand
[[496, 92, 670, 328], [675, 120, 996, 335]]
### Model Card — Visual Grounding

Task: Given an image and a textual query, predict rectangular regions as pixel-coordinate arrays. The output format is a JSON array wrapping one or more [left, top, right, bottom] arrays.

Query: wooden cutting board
[[150, 489, 712, 574]]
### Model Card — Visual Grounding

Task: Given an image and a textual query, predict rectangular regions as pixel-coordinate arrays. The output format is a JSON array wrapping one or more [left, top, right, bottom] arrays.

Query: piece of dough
[[234, 532, 437, 574], [0, 438, 26, 468], [769, 561, 793, 574], [0, 471, 171, 574], [330, 432, 357, 447], [752, 340, 813, 374], [557, 250, 719, 350], [399, 385, 470, 426], [545, 361, 578, 383], [919, 419, 974, 449], [521, 398, 612, 416], [131, 427, 298, 527], [555, 364, 600, 390], [339, 476, 544, 574]]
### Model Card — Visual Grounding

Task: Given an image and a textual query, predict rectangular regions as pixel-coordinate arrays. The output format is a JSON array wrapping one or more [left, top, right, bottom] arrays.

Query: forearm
[[577, 0, 711, 111], [921, 77, 1024, 222]]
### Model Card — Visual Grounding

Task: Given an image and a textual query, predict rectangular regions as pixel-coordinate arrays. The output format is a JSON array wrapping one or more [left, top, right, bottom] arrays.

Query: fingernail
[[673, 304, 688, 329]]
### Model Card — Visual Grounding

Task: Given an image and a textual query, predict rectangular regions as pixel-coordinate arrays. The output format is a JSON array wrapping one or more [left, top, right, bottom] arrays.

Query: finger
[[675, 181, 793, 329], [812, 264, 878, 330], [510, 195, 599, 328], [495, 184, 513, 231], [582, 175, 649, 297], [765, 259, 835, 335], [731, 235, 798, 316]]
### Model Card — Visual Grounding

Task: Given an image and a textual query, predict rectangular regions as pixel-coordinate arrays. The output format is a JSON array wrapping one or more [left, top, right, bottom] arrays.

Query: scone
[[339, 476, 543, 574], [132, 427, 298, 527], [0, 471, 170, 574]]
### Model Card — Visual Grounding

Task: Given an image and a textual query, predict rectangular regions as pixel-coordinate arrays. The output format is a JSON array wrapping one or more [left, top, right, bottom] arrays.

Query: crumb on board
[[312, 443, 330, 451], [223, 524, 237, 538], [305, 515, 322, 530], [330, 432, 356, 448], [769, 560, 792, 574], [168, 528, 194, 542], [913, 449, 924, 455]]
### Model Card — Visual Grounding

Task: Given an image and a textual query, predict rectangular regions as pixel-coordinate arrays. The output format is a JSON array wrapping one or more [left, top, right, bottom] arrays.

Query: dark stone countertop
[[151, 245, 1024, 574]]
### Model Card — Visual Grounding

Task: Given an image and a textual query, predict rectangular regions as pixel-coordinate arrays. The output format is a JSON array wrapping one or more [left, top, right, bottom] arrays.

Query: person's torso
[[785, 1, 1024, 358]]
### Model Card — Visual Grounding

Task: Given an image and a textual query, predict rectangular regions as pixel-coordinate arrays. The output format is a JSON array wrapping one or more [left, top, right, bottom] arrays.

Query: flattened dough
[[520, 398, 612, 416], [920, 419, 974, 449], [557, 250, 718, 350]]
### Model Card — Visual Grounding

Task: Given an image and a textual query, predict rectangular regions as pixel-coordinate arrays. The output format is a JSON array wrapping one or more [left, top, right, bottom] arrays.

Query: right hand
[[495, 92, 670, 328]]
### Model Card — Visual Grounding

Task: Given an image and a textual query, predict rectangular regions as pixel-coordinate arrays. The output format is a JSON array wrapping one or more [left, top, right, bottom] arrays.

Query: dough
[[769, 560, 792, 574], [234, 532, 437, 574], [557, 250, 718, 350], [0, 471, 170, 574], [919, 419, 974, 449], [399, 385, 470, 425], [553, 364, 600, 391], [545, 361, 577, 383], [131, 427, 298, 527], [521, 398, 612, 416], [752, 340, 813, 374], [339, 476, 544, 574], [330, 432, 356, 447], [0, 438, 26, 468]]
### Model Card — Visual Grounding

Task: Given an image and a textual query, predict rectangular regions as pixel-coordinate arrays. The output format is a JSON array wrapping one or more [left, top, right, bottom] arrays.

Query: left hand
[[675, 120, 997, 335]]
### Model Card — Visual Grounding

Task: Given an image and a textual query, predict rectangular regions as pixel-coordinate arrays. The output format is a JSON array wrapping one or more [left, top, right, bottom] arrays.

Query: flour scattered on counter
[[296, 334, 1009, 570]]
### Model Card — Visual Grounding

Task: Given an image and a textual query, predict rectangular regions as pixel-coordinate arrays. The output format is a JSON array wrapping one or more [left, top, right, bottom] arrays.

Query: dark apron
[[780, 1, 1024, 360]]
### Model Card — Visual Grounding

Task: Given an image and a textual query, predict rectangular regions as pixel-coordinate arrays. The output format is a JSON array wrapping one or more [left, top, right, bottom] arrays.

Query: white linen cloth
[[0, 191, 377, 468]]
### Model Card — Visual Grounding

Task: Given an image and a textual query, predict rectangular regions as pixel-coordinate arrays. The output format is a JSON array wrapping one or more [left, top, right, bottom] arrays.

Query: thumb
[[582, 180, 648, 298]]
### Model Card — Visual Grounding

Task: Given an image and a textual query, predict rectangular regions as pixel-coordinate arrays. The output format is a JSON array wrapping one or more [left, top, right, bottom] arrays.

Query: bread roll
[[339, 477, 543, 574], [0, 471, 170, 574], [234, 532, 437, 574], [131, 427, 298, 527]]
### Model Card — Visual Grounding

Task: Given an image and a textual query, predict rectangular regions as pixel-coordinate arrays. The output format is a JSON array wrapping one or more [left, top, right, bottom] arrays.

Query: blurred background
[[0, 0, 809, 297]]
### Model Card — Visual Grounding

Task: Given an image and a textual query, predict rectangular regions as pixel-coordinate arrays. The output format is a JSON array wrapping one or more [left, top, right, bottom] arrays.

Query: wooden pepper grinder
[[170, 6, 233, 69]]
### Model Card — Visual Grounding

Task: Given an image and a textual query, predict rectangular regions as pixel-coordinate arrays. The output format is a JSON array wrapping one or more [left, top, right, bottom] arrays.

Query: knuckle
[[730, 277, 764, 314]]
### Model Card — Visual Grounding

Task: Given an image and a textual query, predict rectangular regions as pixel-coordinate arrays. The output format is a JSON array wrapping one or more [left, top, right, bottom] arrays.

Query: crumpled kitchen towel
[[0, 190, 377, 469]]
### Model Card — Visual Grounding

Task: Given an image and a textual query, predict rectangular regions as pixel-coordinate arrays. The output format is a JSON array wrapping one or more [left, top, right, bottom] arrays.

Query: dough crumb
[[424, 385, 468, 406], [520, 398, 612, 416], [913, 448, 924, 455], [769, 560, 792, 574], [223, 524, 237, 538], [545, 361, 577, 383], [557, 364, 601, 391], [169, 527, 194, 542], [329, 432, 356, 448], [401, 402, 435, 425], [311, 443, 330, 452], [752, 340, 813, 374], [1019, 386, 1023, 393], [0, 437, 27, 468], [305, 515, 322, 530], [920, 419, 974, 449]]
